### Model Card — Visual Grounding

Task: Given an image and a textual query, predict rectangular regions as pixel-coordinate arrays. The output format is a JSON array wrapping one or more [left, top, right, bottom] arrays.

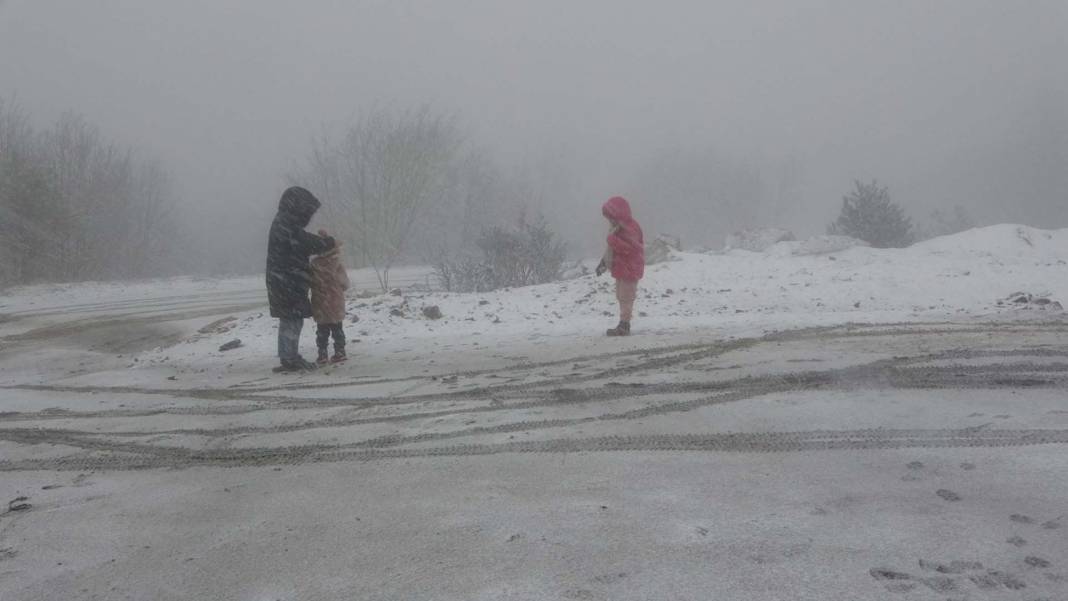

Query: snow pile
[[913, 224, 1066, 260]]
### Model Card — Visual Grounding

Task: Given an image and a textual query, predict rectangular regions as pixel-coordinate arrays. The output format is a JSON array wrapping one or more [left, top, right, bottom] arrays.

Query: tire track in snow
[[3, 321, 1068, 471], [4, 428, 1068, 472]]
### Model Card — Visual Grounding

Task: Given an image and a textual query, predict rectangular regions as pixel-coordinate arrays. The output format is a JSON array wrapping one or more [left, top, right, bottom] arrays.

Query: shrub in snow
[[723, 228, 796, 252], [434, 256, 496, 292], [433, 215, 567, 292], [828, 180, 914, 248]]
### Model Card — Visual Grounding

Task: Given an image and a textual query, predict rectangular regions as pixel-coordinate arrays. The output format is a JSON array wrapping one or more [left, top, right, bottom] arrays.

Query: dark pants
[[277, 318, 304, 363], [316, 322, 346, 354]]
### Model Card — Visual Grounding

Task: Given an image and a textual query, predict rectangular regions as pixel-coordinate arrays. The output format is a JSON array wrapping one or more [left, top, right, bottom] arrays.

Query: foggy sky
[[2, 0, 1066, 257]]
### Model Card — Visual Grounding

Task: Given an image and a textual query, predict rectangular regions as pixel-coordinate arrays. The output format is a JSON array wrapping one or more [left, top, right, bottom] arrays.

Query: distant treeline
[[0, 99, 189, 287], [0, 99, 1016, 290]]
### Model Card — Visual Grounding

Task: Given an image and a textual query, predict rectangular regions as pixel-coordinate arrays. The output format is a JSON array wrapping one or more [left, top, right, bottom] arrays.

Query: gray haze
[[2, 0, 1066, 270]]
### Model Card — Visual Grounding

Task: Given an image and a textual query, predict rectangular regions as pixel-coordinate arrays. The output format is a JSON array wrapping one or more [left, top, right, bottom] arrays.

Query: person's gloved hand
[[595, 260, 607, 276], [317, 228, 337, 249]]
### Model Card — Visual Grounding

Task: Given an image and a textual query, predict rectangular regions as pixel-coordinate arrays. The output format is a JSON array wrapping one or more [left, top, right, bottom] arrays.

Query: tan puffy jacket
[[310, 250, 350, 324]]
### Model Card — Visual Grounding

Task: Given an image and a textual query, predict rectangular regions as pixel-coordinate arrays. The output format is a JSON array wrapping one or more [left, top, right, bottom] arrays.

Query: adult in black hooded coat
[[266, 186, 335, 370]]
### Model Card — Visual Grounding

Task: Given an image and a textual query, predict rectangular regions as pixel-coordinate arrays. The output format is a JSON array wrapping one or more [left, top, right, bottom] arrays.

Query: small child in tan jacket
[[310, 229, 351, 364]]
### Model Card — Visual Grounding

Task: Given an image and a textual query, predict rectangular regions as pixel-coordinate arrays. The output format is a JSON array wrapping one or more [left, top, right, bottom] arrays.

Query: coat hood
[[602, 196, 634, 223], [278, 186, 321, 227]]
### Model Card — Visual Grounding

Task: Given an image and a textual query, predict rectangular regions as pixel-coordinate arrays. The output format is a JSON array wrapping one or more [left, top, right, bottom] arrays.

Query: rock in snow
[[218, 339, 242, 352], [997, 291, 1063, 311]]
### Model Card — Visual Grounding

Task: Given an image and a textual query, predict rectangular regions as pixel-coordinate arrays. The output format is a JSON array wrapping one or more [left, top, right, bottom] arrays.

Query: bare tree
[[41, 113, 179, 281], [0, 99, 182, 286], [416, 148, 511, 263], [0, 99, 48, 284], [296, 107, 463, 291]]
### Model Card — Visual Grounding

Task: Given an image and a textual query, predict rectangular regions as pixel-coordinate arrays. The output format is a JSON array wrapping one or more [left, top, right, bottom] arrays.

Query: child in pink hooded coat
[[595, 196, 645, 336]]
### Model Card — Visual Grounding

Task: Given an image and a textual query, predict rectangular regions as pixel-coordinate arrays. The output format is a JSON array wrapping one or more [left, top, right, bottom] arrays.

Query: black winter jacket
[[266, 187, 335, 319]]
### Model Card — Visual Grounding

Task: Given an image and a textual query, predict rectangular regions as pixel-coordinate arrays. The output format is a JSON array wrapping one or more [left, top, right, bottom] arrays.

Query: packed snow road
[[2, 313, 1068, 599]]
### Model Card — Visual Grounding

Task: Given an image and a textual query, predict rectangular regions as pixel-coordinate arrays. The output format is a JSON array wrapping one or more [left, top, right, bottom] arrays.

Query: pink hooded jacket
[[602, 196, 644, 281]]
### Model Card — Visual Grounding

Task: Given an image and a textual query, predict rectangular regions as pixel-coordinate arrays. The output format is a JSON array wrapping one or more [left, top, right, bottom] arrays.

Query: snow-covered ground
[[2, 225, 1068, 601], [123, 224, 1067, 380], [1, 224, 1065, 388]]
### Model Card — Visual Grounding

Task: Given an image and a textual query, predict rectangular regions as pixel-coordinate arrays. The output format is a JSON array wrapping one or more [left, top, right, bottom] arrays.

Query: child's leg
[[616, 279, 637, 323], [330, 323, 346, 355], [315, 323, 331, 353]]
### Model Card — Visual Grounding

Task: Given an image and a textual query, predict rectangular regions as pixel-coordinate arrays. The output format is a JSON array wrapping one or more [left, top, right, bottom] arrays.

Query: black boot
[[606, 321, 631, 337], [316, 347, 329, 365]]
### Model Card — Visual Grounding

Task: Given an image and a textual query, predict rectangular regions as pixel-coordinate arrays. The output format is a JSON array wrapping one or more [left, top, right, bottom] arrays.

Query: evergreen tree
[[828, 180, 914, 248]]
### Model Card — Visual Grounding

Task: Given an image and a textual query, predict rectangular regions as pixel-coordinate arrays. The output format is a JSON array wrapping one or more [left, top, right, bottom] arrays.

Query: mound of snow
[[913, 224, 1068, 260]]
